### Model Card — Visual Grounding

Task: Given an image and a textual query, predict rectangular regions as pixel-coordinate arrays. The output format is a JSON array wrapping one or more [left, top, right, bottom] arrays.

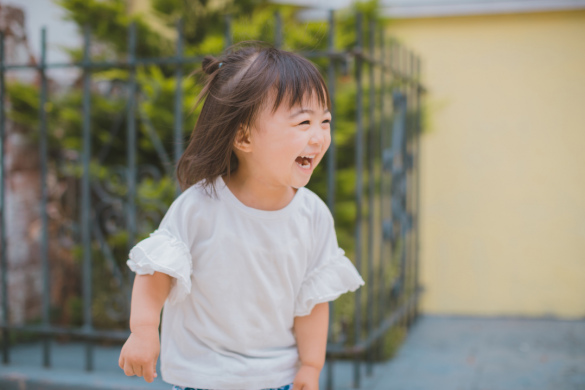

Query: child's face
[[239, 89, 331, 190]]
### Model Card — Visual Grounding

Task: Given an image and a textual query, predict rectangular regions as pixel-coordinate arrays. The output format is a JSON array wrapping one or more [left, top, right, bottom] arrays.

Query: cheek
[[324, 131, 332, 149], [263, 139, 297, 167]]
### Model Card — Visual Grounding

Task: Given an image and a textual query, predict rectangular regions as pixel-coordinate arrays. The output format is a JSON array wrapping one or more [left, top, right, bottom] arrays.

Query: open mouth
[[295, 155, 315, 169]]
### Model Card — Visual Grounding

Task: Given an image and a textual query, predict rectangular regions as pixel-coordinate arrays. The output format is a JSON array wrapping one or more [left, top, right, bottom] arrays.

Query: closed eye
[[298, 119, 331, 126]]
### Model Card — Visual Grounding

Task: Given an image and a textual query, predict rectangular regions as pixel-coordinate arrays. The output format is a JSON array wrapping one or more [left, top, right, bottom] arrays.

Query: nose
[[309, 125, 326, 147]]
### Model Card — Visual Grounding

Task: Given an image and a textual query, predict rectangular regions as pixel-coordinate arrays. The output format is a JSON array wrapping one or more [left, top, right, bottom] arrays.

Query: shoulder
[[153, 179, 224, 245], [161, 179, 220, 225], [299, 187, 334, 228], [172, 179, 219, 208]]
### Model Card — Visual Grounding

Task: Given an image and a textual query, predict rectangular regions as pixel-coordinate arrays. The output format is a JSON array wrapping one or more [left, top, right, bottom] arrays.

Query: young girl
[[118, 43, 365, 390]]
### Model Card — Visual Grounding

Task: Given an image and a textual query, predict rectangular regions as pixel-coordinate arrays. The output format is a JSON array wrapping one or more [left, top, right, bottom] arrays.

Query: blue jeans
[[171, 384, 293, 390]]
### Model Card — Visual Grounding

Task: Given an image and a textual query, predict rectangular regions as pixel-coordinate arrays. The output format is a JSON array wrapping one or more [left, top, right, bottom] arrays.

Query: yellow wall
[[387, 10, 585, 318]]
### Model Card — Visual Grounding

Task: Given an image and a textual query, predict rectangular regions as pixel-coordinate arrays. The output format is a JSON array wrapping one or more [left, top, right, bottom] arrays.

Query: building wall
[[387, 10, 585, 318]]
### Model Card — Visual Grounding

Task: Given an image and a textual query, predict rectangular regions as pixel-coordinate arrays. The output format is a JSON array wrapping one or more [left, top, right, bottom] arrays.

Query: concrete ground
[[0, 315, 583, 390], [366, 315, 585, 390]]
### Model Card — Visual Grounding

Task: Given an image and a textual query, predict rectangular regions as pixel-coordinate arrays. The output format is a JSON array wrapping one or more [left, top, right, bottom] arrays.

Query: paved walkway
[[366, 314, 585, 390], [0, 315, 583, 389]]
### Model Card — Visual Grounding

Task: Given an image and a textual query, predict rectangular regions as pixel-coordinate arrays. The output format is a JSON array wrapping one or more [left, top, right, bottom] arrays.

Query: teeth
[[296, 154, 315, 169]]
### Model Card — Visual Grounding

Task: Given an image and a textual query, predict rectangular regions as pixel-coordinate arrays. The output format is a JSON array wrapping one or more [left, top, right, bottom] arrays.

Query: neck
[[222, 170, 297, 211]]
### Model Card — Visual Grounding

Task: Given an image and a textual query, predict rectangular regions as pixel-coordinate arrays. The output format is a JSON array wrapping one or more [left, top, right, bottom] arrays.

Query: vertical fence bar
[[407, 50, 416, 321], [402, 46, 410, 314], [174, 19, 184, 197], [392, 42, 406, 331], [390, 88, 407, 329], [0, 31, 9, 366], [399, 61, 408, 315], [365, 18, 376, 377], [386, 37, 395, 322], [406, 48, 413, 326], [406, 49, 415, 326], [397, 43, 407, 329], [412, 53, 420, 319], [414, 55, 422, 319], [399, 89, 407, 312], [397, 42, 403, 92], [274, 11, 283, 49], [38, 27, 52, 368], [400, 46, 409, 326], [126, 22, 137, 300], [325, 9, 336, 390], [403, 46, 409, 96], [394, 41, 401, 93], [224, 14, 232, 50], [326, 9, 336, 213], [376, 25, 386, 362], [81, 25, 94, 371], [353, 11, 364, 389]]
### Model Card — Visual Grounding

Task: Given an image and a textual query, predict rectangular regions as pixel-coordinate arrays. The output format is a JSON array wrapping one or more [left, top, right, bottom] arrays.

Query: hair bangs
[[269, 53, 330, 114]]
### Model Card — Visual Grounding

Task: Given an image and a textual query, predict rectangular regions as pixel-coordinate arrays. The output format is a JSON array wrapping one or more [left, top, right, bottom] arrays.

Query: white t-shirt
[[126, 175, 365, 390]]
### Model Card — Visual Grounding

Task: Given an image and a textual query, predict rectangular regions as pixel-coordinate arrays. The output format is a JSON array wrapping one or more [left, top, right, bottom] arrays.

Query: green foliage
[[5, 81, 40, 130], [5, 0, 416, 359], [151, 0, 269, 47], [56, 0, 173, 59]]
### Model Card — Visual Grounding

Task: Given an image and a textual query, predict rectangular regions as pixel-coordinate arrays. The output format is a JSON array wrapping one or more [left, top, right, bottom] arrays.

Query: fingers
[[121, 358, 157, 383], [292, 381, 304, 390], [143, 362, 155, 383], [132, 363, 143, 378], [119, 349, 157, 383], [123, 360, 135, 377], [121, 359, 143, 379]]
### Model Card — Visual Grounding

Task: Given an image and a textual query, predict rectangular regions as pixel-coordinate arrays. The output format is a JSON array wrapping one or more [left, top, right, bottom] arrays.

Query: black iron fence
[[0, 9, 425, 389]]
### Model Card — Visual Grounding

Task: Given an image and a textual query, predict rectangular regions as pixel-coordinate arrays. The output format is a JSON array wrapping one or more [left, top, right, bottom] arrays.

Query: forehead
[[266, 86, 329, 116]]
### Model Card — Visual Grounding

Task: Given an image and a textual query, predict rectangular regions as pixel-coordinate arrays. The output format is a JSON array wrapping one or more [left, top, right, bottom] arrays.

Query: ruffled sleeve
[[294, 200, 365, 317], [127, 227, 193, 306]]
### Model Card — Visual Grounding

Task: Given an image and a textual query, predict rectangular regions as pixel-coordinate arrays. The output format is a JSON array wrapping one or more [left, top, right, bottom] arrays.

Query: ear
[[233, 124, 252, 153]]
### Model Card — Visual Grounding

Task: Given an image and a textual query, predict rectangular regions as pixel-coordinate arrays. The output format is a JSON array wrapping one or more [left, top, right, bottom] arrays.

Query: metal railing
[[0, 9, 425, 389]]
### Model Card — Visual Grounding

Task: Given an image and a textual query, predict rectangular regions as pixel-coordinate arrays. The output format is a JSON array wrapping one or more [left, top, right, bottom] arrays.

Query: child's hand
[[118, 326, 160, 383], [292, 364, 320, 390]]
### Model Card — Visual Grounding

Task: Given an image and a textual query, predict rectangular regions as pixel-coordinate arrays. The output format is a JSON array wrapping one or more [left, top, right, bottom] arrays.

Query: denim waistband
[[171, 383, 293, 390]]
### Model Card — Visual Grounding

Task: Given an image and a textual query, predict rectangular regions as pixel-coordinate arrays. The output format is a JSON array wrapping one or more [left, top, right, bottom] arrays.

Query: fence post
[[274, 11, 283, 49], [413, 55, 422, 321], [353, 11, 364, 390], [81, 24, 94, 372], [0, 30, 9, 366], [325, 8, 337, 390], [224, 14, 232, 49], [38, 26, 52, 369], [376, 22, 387, 363], [174, 18, 184, 197]]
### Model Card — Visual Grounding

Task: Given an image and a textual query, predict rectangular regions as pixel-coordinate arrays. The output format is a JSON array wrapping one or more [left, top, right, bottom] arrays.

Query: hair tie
[[219, 62, 223, 68]]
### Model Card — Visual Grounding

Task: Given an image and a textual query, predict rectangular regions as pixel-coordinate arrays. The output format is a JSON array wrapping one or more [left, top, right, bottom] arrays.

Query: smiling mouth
[[295, 155, 315, 169]]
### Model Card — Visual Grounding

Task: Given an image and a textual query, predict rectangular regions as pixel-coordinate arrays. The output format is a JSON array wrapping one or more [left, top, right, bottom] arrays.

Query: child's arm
[[118, 271, 172, 383], [292, 302, 329, 390]]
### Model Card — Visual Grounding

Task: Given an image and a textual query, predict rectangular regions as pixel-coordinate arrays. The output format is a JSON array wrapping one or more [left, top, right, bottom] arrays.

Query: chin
[[293, 177, 311, 189]]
